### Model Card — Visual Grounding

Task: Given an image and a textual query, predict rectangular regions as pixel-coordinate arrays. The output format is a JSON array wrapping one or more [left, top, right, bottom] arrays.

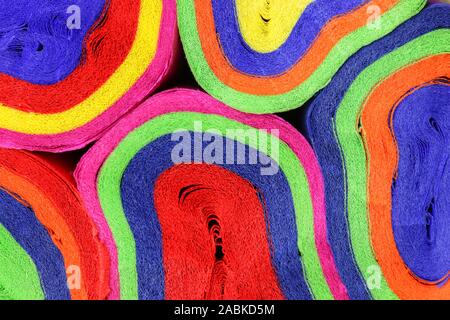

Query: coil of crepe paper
[[177, 0, 427, 114], [306, 4, 450, 300], [75, 88, 349, 300], [0, 150, 110, 300], [0, 0, 177, 152]]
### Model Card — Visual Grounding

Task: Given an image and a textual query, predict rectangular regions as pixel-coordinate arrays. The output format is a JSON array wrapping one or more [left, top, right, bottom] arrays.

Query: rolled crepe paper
[[306, 4, 450, 299], [0, 150, 110, 300], [177, 0, 427, 114], [0, 0, 178, 152], [390, 84, 450, 285], [75, 88, 348, 300]]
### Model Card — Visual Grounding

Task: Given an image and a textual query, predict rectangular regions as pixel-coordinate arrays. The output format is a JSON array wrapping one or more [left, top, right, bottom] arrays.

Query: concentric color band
[[306, 4, 450, 299], [178, 0, 426, 113], [0, 150, 110, 300], [75, 89, 348, 300], [0, 0, 177, 152]]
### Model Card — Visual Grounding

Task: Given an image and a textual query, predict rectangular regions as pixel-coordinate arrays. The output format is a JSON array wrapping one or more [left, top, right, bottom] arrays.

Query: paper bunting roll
[[0, 0, 177, 152], [75, 88, 349, 300], [306, 4, 450, 299], [0, 150, 110, 300], [177, 0, 427, 113]]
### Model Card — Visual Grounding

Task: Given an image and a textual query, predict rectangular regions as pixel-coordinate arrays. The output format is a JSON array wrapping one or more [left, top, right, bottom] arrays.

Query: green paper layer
[[0, 223, 44, 300]]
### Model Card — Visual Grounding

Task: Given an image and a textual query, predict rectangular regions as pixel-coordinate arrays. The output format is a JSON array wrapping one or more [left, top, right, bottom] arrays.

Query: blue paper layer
[[0, 0, 105, 84]]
